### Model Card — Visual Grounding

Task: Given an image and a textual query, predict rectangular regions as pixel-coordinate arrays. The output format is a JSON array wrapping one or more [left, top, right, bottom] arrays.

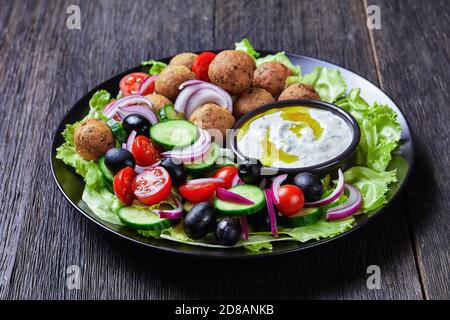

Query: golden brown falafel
[[252, 61, 291, 98], [208, 50, 255, 95], [234, 87, 274, 119], [278, 83, 321, 101], [74, 118, 115, 161], [169, 52, 198, 69], [188, 103, 235, 137], [145, 93, 173, 112], [155, 65, 196, 101]]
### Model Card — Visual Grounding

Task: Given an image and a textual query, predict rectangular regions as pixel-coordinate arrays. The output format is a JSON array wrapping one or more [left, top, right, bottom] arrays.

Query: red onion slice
[[326, 184, 362, 221], [304, 169, 345, 208], [231, 174, 244, 187], [126, 130, 137, 152], [103, 95, 153, 118], [270, 174, 288, 205], [182, 80, 233, 109], [185, 178, 223, 185], [135, 160, 161, 173], [174, 84, 203, 113], [185, 88, 227, 118], [216, 187, 255, 205], [153, 193, 183, 219], [240, 216, 249, 241], [162, 129, 211, 162], [264, 189, 278, 237], [137, 75, 158, 95], [116, 105, 158, 125]]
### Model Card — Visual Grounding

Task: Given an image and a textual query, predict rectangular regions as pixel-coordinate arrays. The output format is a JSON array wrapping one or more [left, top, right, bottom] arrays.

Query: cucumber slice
[[159, 104, 183, 121], [118, 206, 172, 230], [150, 120, 198, 149], [185, 143, 219, 173], [106, 118, 127, 143], [98, 156, 114, 193], [214, 185, 265, 216], [286, 207, 322, 227]]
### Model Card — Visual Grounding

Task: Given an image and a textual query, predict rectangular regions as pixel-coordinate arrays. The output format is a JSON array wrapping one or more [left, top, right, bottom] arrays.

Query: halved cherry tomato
[[178, 182, 217, 203], [276, 184, 305, 217], [131, 135, 161, 166], [132, 167, 172, 205], [192, 52, 217, 82], [113, 167, 138, 205], [119, 72, 150, 96], [213, 166, 238, 189]]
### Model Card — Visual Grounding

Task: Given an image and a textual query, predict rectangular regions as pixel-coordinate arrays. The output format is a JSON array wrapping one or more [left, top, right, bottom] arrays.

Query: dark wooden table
[[0, 0, 448, 300]]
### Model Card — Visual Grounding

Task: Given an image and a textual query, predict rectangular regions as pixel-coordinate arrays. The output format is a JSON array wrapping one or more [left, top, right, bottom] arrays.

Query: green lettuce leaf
[[337, 89, 401, 171], [344, 166, 397, 212], [256, 52, 301, 76], [300, 67, 347, 102], [88, 90, 111, 120], [278, 218, 354, 242], [235, 38, 260, 59], [141, 59, 168, 75]]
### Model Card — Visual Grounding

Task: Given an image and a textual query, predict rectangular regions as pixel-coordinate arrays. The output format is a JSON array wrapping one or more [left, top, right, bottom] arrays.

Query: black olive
[[184, 202, 217, 240], [160, 157, 187, 187], [122, 114, 151, 137], [247, 208, 272, 232], [292, 172, 323, 202], [238, 159, 262, 185], [215, 217, 242, 246], [104, 148, 135, 174]]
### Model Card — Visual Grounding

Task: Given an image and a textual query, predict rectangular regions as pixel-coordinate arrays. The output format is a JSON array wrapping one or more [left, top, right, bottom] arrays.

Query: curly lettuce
[[235, 38, 260, 59], [141, 59, 168, 75], [256, 51, 301, 76]]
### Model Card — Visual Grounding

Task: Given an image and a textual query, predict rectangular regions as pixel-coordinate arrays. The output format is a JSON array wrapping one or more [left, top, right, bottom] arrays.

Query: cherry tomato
[[213, 166, 238, 189], [192, 52, 217, 81], [113, 167, 138, 205], [178, 182, 217, 203], [119, 72, 150, 96], [131, 135, 161, 166], [275, 184, 305, 217], [132, 167, 172, 205]]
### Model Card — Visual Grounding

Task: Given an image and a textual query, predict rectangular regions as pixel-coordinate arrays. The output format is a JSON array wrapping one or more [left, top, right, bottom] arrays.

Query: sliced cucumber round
[[286, 207, 322, 227], [106, 118, 127, 143], [98, 156, 114, 193], [185, 143, 219, 173], [150, 120, 198, 149], [214, 184, 265, 216], [118, 206, 172, 230]]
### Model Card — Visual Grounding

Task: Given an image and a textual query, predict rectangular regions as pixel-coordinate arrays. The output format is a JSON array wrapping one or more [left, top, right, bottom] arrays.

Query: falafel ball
[[252, 61, 291, 97], [155, 65, 196, 101], [208, 50, 255, 95], [188, 103, 235, 137], [169, 52, 198, 69], [145, 93, 173, 112], [74, 118, 115, 161], [234, 87, 274, 119], [278, 83, 321, 101]]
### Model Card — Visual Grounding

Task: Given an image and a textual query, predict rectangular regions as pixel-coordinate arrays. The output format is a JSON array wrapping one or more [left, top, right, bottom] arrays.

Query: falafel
[[145, 93, 173, 112], [252, 61, 291, 98], [74, 118, 115, 161], [155, 65, 196, 101], [278, 83, 321, 101], [169, 52, 198, 69], [208, 50, 255, 95], [234, 87, 274, 119], [188, 103, 235, 137]]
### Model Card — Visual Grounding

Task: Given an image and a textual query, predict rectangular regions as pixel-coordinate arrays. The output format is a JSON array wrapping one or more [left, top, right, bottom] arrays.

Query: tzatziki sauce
[[236, 106, 353, 168]]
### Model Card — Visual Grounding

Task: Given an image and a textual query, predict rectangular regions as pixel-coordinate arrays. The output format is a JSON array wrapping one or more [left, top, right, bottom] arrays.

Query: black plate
[[50, 52, 414, 258]]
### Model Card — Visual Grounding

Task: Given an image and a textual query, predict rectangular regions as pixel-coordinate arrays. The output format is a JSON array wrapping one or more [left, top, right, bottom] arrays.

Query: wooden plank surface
[[0, 0, 447, 300], [367, 0, 450, 299]]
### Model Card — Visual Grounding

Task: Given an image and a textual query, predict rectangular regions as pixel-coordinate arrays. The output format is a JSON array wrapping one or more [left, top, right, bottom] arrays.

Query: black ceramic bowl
[[231, 99, 361, 178]]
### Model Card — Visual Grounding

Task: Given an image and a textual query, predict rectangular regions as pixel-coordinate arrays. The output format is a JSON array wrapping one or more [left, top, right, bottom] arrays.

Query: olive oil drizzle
[[237, 106, 324, 166]]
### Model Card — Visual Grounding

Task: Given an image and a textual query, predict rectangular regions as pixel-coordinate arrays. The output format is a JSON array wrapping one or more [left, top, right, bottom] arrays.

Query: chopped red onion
[[185, 178, 223, 185], [116, 105, 158, 124], [103, 95, 153, 118], [270, 174, 288, 204], [137, 75, 158, 95], [240, 216, 249, 241], [326, 184, 362, 221], [126, 130, 137, 152], [264, 189, 278, 237], [231, 174, 243, 187], [304, 169, 345, 207], [153, 193, 183, 219], [216, 187, 255, 205]]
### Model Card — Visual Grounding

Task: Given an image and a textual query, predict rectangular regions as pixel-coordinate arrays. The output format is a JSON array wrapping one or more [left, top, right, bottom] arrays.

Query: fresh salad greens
[[56, 39, 404, 253]]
